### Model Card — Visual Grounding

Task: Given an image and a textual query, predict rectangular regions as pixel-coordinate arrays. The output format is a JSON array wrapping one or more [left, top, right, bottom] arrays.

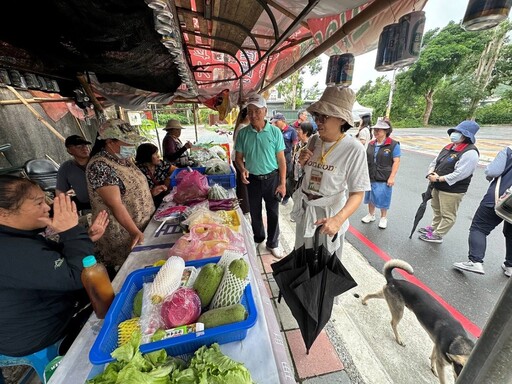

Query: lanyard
[[320, 134, 345, 164]]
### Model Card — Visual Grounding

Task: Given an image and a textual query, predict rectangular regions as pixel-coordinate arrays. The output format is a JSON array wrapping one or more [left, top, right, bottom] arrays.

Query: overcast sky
[[305, 0, 470, 90]]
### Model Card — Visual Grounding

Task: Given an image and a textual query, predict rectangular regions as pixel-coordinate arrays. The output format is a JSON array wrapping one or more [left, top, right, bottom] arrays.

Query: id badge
[[308, 169, 323, 192]]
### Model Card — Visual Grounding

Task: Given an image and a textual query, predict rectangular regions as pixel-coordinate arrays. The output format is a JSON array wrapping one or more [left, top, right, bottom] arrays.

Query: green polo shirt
[[235, 121, 285, 175]]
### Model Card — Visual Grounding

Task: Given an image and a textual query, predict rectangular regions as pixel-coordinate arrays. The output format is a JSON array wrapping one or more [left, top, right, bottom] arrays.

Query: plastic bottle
[[81, 255, 115, 319]]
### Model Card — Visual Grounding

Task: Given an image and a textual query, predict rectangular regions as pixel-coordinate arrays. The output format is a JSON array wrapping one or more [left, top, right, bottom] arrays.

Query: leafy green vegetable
[[87, 332, 254, 384]]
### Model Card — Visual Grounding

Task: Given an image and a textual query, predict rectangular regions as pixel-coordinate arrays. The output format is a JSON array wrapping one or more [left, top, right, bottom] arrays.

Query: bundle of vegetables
[[208, 198, 239, 211], [154, 205, 188, 222], [207, 183, 229, 200], [87, 332, 256, 384], [204, 159, 231, 175]]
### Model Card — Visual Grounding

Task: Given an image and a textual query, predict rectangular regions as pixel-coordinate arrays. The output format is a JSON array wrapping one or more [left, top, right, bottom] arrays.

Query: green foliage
[[356, 76, 391, 119], [276, 57, 323, 109], [475, 99, 512, 124], [392, 118, 423, 128], [427, 79, 470, 125], [154, 113, 190, 128]]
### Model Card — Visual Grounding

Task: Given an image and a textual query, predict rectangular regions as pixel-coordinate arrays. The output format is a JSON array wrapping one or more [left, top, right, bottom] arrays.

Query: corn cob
[[117, 317, 140, 346], [149, 256, 185, 304]]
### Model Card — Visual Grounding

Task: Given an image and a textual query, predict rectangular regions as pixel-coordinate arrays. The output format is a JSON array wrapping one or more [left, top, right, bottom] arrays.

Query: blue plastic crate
[[169, 166, 236, 189], [89, 257, 257, 365]]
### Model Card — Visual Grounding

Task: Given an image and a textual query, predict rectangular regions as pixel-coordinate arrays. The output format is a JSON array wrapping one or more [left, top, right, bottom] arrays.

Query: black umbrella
[[409, 183, 434, 239], [271, 226, 357, 354]]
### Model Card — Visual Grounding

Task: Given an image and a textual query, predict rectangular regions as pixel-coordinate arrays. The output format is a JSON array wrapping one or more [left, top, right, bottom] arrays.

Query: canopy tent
[[0, 0, 428, 112], [352, 101, 374, 123]]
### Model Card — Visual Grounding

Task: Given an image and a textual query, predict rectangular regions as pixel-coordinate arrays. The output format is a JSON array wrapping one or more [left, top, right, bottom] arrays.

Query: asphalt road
[[176, 124, 511, 333], [346, 128, 510, 333]]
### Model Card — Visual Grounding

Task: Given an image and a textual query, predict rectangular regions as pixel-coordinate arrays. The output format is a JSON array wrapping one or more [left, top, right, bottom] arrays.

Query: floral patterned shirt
[[136, 160, 173, 189]]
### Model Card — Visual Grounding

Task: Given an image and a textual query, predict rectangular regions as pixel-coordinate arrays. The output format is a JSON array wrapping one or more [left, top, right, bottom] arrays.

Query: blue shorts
[[364, 181, 393, 209]]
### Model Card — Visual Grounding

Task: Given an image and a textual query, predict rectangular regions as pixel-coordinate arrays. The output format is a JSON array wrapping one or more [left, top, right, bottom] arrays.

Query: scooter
[[0, 143, 59, 197]]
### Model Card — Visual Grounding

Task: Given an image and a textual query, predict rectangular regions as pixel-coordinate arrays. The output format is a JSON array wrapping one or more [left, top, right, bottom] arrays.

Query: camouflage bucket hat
[[98, 118, 145, 145]]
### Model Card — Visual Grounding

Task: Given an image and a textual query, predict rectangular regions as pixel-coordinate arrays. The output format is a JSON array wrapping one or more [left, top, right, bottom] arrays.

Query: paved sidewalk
[[254, 201, 447, 384]]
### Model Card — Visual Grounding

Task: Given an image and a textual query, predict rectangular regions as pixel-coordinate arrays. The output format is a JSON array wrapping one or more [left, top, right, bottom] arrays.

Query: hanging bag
[[495, 176, 512, 224]]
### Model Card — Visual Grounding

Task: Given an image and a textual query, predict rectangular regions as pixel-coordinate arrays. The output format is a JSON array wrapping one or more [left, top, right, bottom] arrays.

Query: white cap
[[371, 118, 391, 129], [245, 92, 267, 108]]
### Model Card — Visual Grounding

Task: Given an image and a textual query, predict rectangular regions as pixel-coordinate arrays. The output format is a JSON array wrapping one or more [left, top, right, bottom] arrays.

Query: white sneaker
[[361, 214, 376, 223], [453, 261, 485, 275], [502, 263, 512, 277], [266, 246, 283, 259], [378, 217, 388, 229]]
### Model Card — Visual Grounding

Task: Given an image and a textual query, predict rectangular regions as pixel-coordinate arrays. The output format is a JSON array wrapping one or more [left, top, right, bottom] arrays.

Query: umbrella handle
[[314, 225, 338, 250]]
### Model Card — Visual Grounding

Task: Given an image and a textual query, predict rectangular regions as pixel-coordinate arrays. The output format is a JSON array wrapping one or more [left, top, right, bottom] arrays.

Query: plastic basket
[[169, 166, 236, 189], [89, 257, 257, 365]]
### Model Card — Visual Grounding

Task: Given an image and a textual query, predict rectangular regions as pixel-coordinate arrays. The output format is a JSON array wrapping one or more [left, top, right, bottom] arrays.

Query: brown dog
[[362, 259, 474, 384]]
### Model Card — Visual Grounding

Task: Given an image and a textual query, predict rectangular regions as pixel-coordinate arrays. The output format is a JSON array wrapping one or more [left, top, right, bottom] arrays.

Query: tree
[[465, 20, 511, 119], [276, 57, 322, 109], [405, 21, 489, 125], [356, 76, 391, 119]]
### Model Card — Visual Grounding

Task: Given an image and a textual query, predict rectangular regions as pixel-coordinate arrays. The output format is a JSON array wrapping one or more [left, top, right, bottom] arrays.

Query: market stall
[[48, 184, 295, 383]]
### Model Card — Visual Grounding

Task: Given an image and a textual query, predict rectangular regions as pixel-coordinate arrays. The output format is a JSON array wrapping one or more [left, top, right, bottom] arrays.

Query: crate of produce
[[169, 166, 236, 189], [89, 256, 257, 365]]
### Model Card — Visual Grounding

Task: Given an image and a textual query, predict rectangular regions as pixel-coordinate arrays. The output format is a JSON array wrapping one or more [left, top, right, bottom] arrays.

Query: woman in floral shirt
[[87, 119, 154, 273], [136, 143, 173, 206]]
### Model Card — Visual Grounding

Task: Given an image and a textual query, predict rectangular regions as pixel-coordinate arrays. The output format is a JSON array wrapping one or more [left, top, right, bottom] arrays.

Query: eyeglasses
[[312, 113, 330, 123]]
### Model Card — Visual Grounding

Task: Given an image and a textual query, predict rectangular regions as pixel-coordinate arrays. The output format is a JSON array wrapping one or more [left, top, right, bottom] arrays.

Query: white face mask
[[116, 145, 136, 159], [450, 132, 463, 143]]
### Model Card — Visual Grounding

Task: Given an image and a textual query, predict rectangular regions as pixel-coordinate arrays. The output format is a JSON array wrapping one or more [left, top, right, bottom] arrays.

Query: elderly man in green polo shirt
[[234, 92, 287, 258]]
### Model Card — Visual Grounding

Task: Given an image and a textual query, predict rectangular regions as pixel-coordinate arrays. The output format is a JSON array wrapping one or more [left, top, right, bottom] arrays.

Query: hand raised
[[48, 194, 79, 233], [88, 210, 109, 242]]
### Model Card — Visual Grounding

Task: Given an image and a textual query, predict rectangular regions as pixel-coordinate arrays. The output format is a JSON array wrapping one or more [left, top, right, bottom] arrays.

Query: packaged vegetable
[[161, 287, 201, 329]]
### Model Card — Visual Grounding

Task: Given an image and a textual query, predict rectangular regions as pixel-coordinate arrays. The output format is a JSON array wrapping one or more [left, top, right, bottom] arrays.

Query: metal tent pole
[[193, 104, 198, 142]]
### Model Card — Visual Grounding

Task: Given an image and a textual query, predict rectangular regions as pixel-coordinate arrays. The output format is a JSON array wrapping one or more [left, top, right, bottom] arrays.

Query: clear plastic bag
[[168, 223, 245, 260], [160, 287, 202, 329], [139, 282, 164, 343], [204, 159, 231, 175]]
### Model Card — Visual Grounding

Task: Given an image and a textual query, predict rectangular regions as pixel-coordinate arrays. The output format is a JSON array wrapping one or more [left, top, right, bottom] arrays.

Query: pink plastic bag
[[168, 223, 245, 260], [173, 169, 210, 205]]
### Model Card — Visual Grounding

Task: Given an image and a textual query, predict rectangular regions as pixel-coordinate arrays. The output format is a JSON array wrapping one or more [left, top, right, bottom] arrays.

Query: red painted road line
[[348, 225, 482, 338]]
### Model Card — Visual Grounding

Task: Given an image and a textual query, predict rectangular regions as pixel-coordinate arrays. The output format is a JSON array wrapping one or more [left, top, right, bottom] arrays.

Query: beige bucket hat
[[307, 86, 355, 127], [164, 119, 185, 130]]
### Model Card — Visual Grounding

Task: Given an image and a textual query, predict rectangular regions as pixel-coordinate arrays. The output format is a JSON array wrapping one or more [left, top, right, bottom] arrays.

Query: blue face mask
[[450, 132, 463, 143], [116, 145, 136, 159]]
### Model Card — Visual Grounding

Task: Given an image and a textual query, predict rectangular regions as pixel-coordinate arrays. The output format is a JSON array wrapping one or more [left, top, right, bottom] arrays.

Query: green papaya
[[228, 258, 249, 280], [197, 304, 247, 329], [193, 263, 224, 307]]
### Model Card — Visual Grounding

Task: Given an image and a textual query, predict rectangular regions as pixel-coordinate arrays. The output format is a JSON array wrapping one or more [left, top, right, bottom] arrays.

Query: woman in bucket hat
[[162, 119, 193, 166], [86, 119, 154, 273], [361, 118, 401, 229], [418, 120, 480, 243], [292, 87, 370, 259]]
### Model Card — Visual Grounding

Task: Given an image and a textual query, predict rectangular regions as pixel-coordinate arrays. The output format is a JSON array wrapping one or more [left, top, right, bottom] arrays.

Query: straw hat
[[307, 86, 355, 127], [164, 119, 185, 130]]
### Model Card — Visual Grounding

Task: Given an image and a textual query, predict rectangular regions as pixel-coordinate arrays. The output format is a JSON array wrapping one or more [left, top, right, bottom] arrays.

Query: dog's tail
[[383, 259, 414, 284]]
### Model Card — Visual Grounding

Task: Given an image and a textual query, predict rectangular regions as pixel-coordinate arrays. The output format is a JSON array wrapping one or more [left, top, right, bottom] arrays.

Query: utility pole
[[385, 69, 396, 119]]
